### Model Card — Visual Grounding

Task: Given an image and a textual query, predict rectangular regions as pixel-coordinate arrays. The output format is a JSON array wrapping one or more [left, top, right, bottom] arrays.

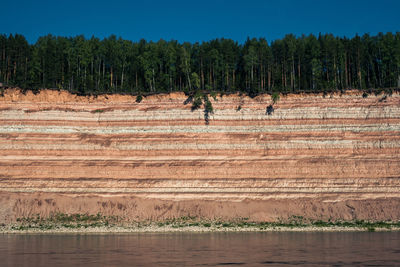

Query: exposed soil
[[0, 88, 399, 223]]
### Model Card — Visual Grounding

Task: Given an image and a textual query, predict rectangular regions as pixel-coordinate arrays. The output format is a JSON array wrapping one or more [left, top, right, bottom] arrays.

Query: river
[[1, 232, 399, 266]]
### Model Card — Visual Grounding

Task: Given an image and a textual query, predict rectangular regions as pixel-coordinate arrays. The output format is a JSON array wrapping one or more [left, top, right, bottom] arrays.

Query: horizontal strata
[[0, 161, 397, 179], [2, 142, 398, 150], [2, 178, 400, 195], [0, 89, 399, 222], [2, 118, 400, 127], [1, 106, 400, 121], [1, 124, 400, 134]]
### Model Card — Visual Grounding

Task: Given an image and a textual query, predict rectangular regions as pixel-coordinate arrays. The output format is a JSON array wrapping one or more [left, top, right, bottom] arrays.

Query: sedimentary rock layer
[[0, 89, 399, 222]]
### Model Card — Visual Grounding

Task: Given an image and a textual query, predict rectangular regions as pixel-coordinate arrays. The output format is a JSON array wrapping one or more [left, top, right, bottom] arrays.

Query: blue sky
[[1, 0, 399, 43]]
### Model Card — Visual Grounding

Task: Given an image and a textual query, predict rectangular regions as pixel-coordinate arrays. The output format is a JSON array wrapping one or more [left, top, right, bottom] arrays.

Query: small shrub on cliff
[[384, 88, 393, 96], [191, 92, 203, 111], [210, 91, 218, 101], [272, 92, 280, 104], [374, 88, 383, 96], [203, 95, 214, 125], [92, 109, 105, 113], [191, 96, 202, 111], [379, 95, 387, 102], [183, 95, 193, 105], [266, 104, 274, 115], [136, 95, 143, 103], [202, 222, 211, 227]]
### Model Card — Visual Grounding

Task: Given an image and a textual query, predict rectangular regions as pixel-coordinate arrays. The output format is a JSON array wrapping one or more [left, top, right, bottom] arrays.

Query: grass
[[11, 213, 120, 230], [91, 109, 105, 113], [5, 214, 400, 232]]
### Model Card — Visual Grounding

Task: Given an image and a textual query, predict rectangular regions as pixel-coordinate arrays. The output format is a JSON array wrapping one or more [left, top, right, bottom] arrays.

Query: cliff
[[0, 89, 399, 223]]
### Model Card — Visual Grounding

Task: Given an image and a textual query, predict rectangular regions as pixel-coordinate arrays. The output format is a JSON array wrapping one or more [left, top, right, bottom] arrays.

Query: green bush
[[191, 96, 202, 111], [203, 95, 214, 125], [272, 92, 280, 103], [210, 91, 218, 101], [266, 104, 274, 115]]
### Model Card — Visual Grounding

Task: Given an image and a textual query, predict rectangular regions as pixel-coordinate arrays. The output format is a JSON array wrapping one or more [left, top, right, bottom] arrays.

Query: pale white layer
[[1, 124, 400, 134], [0, 140, 399, 150], [1, 106, 400, 121]]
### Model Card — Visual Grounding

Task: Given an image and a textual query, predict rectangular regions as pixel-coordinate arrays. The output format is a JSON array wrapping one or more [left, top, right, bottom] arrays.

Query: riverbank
[[2, 214, 400, 233], [2, 225, 400, 234]]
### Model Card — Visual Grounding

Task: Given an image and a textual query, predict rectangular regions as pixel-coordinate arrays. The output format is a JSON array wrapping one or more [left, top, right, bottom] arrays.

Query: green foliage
[[210, 91, 218, 101], [379, 95, 387, 102], [12, 213, 119, 230], [203, 95, 214, 125], [9, 214, 400, 232], [190, 72, 200, 89], [266, 104, 274, 115], [187, 92, 214, 124], [191, 94, 203, 111], [204, 98, 213, 113], [1, 33, 400, 95], [92, 109, 105, 113], [271, 92, 280, 103], [136, 94, 143, 103]]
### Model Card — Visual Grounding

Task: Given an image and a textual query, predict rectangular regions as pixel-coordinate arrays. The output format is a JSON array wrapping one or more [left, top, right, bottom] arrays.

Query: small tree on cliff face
[[272, 92, 280, 104], [203, 95, 214, 125], [266, 92, 279, 115], [266, 104, 274, 115], [191, 93, 203, 111]]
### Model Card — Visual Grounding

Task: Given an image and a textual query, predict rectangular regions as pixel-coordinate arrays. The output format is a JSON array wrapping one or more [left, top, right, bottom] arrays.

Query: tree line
[[1, 32, 399, 96]]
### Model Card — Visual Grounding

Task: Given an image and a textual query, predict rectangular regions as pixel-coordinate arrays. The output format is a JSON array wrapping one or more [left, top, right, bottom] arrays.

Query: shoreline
[[3, 214, 400, 234], [2, 226, 400, 234], [2, 224, 400, 234]]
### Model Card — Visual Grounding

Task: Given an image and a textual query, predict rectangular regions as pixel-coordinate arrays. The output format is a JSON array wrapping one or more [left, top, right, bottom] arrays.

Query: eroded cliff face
[[0, 89, 399, 222]]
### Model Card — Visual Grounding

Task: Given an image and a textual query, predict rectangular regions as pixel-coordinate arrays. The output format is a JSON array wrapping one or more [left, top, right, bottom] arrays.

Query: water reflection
[[1, 232, 399, 266]]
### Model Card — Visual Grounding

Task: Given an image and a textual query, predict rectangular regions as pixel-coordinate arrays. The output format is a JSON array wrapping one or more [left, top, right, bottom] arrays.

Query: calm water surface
[[1, 232, 399, 266]]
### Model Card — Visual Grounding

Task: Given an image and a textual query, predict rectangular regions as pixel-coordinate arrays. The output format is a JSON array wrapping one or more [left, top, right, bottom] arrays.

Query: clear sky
[[1, 0, 399, 44]]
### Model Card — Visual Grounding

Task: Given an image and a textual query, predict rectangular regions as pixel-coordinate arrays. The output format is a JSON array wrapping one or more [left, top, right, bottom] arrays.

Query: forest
[[0, 32, 399, 96]]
